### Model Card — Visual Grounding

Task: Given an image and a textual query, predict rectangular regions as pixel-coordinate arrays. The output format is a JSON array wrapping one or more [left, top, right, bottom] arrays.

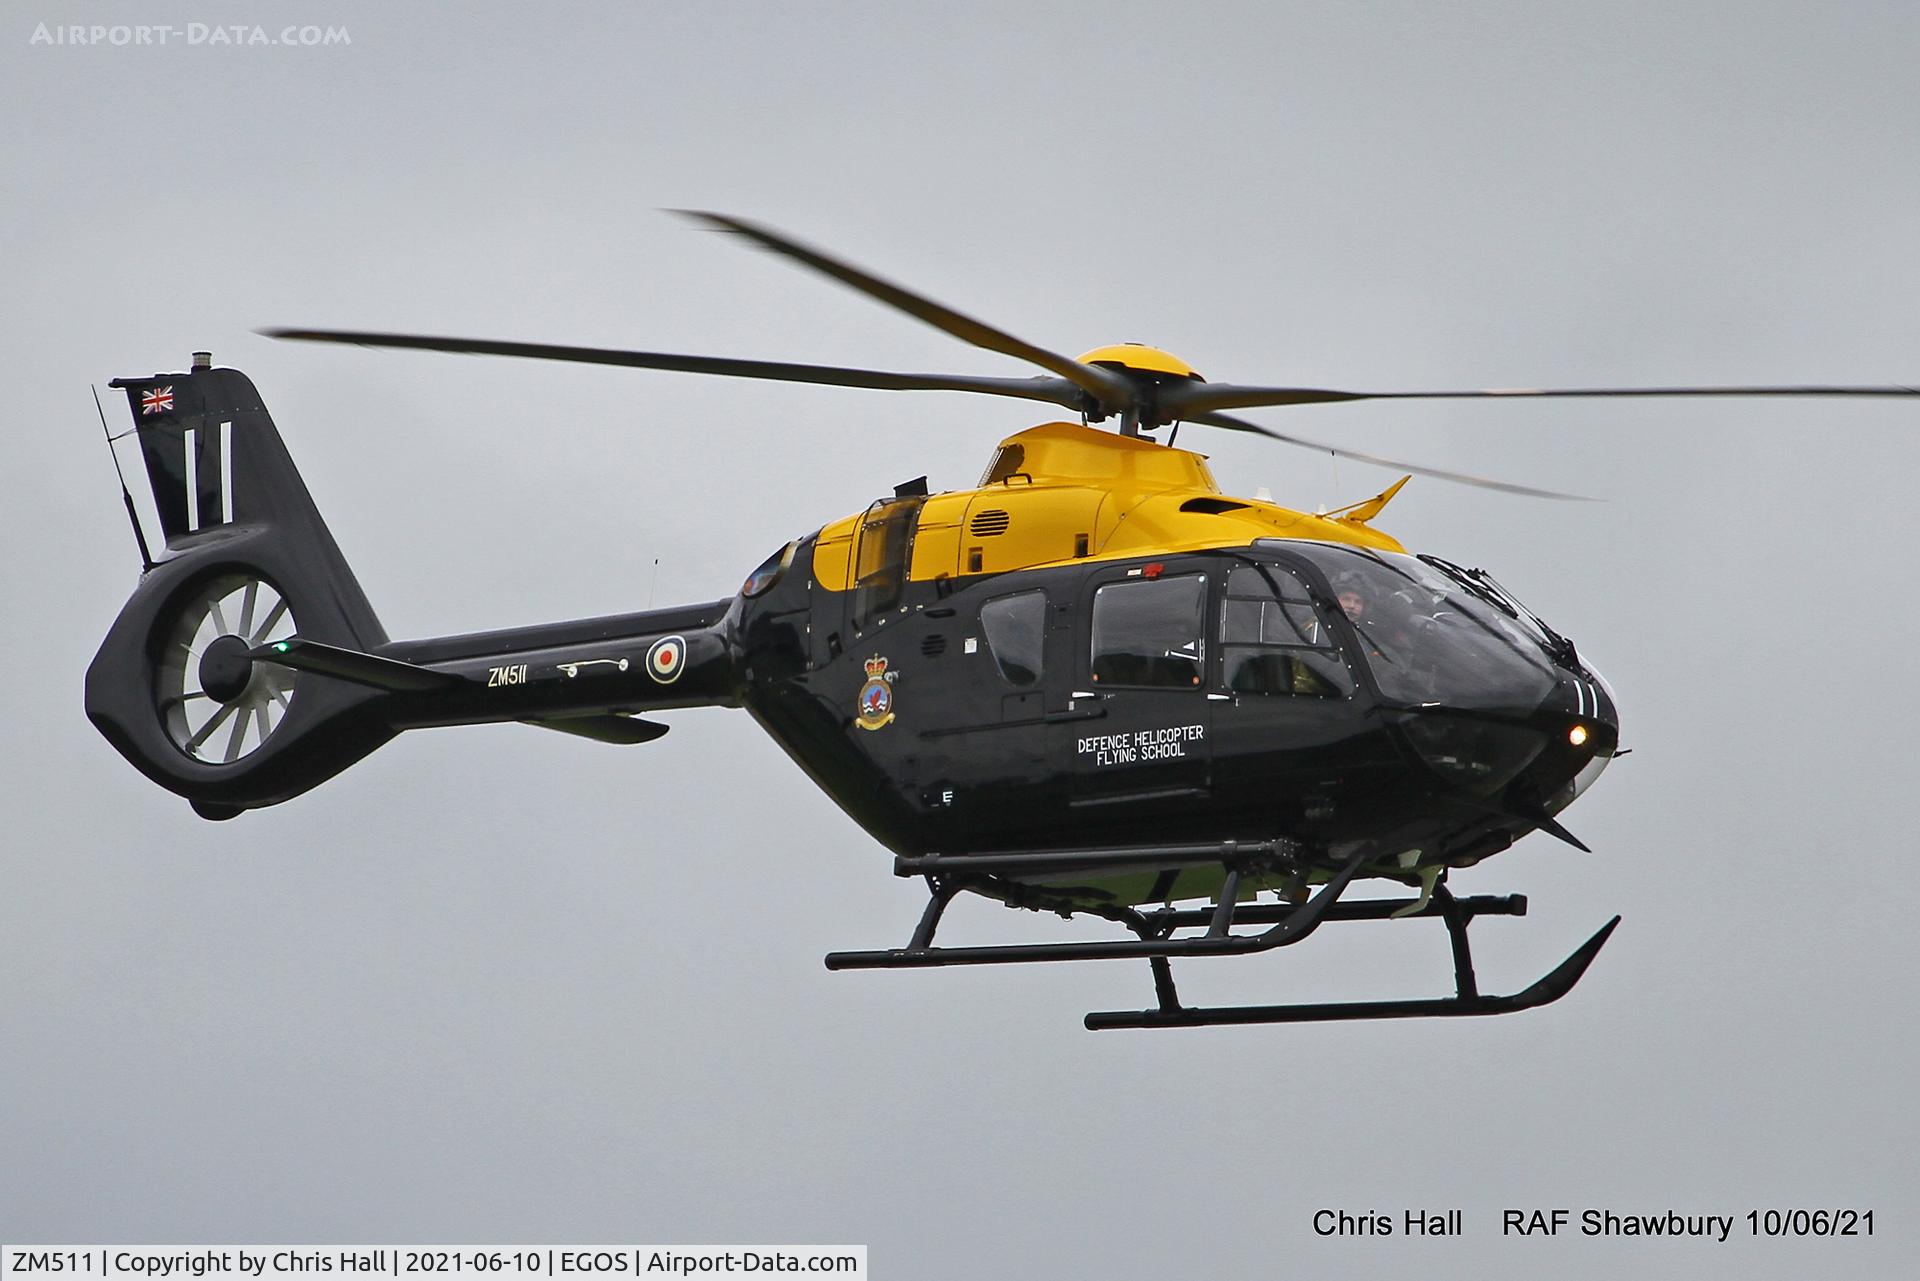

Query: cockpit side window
[[1221, 564, 1352, 697], [1091, 574, 1207, 688], [980, 589, 1046, 686]]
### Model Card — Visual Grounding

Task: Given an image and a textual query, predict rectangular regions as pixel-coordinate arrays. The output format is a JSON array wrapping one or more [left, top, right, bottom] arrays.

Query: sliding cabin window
[[1090, 574, 1207, 689], [980, 589, 1046, 686]]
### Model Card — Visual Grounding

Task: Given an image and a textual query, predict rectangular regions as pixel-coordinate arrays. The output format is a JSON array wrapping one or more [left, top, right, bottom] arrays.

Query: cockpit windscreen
[[1278, 543, 1562, 713]]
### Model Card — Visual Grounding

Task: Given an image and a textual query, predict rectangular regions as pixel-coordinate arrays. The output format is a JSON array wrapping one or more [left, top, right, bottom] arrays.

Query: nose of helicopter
[[1545, 662, 1621, 809], [1395, 660, 1621, 808]]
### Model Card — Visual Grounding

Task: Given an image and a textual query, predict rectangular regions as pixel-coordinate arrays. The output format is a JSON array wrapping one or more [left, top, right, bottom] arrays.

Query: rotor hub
[[1076, 343, 1204, 385], [198, 634, 257, 704]]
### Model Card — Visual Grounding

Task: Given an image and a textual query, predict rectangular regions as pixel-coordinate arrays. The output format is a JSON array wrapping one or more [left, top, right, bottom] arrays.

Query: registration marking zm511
[[486, 664, 529, 687]]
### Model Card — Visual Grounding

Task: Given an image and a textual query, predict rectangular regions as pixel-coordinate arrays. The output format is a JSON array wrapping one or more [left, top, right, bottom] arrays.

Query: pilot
[[1332, 574, 1369, 623], [1332, 572, 1413, 669]]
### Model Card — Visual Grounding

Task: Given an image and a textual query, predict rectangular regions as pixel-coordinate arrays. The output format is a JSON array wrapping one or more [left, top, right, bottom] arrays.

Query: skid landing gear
[[824, 846, 1619, 1030], [1086, 889, 1619, 1029]]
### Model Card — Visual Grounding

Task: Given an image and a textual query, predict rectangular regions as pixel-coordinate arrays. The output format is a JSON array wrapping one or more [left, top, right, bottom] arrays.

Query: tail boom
[[86, 358, 737, 818]]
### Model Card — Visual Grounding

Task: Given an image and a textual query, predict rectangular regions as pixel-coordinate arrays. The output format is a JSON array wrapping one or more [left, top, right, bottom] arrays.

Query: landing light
[[1568, 724, 1589, 747]]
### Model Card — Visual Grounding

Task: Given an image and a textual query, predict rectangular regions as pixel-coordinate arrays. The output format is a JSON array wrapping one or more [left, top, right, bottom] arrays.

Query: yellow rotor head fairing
[[1076, 343, 1203, 382]]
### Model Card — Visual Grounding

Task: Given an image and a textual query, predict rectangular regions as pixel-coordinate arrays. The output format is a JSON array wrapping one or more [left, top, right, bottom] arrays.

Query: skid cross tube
[[908, 878, 960, 950], [824, 847, 1370, 971]]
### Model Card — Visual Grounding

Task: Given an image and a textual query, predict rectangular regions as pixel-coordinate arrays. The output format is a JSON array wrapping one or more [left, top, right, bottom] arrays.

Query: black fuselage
[[724, 535, 1617, 905]]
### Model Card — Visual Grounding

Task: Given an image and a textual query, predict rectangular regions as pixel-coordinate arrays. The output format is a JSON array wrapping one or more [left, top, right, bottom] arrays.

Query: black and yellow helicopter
[[86, 213, 1920, 1029]]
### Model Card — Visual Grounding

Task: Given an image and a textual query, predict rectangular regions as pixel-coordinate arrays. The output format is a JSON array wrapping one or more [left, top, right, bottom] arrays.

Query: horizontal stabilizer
[[526, 714, 670, 744], [254, 637, 462, 693]]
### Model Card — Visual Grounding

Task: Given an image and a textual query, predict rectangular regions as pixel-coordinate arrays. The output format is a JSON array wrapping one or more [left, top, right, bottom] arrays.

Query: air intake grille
[[921, 634, 948, 657], [969, 509, 1011, 537]]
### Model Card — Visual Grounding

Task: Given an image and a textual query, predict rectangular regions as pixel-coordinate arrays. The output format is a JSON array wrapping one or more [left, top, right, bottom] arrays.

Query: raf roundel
[[646, 634, 686, 684]]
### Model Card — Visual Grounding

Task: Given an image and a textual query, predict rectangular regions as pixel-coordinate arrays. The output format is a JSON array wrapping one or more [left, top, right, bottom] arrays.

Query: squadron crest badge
[[855, 655, 898, 731]]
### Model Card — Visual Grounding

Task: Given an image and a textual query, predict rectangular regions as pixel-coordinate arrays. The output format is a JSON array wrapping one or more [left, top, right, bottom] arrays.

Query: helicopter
[[85, 212, 1920, 1030]]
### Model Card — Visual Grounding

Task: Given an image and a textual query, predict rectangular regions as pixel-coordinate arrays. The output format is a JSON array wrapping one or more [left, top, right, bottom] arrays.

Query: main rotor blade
[[1188, 411, 1596, 501], [261, 328, 1087, 409], [676, 210, 1136, 413], [1165, 380, 1920, 416]]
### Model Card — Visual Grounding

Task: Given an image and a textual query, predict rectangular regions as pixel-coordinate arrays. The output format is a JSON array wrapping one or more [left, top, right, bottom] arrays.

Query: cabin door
[[1061, 563, 1215, 809]]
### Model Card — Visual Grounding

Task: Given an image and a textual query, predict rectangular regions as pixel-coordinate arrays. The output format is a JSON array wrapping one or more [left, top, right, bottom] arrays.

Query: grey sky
[[4, 3, 1917, 1276]]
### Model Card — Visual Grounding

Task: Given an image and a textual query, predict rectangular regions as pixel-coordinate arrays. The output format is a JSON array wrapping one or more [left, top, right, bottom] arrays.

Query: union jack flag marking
[[141, 386, 175, 415]]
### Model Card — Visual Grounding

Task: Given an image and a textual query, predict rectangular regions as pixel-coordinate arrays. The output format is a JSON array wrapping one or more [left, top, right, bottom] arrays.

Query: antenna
[[94, 385, 155, 571]]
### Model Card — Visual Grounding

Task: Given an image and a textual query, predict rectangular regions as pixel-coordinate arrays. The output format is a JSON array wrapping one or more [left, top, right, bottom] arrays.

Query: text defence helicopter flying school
[[85, 213, 1920, 1029]]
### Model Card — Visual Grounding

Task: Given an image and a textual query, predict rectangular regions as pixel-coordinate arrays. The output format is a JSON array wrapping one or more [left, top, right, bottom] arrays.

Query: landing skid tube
[[824, 848, 1619, 1030], [1084, 907, 1620, 1030]]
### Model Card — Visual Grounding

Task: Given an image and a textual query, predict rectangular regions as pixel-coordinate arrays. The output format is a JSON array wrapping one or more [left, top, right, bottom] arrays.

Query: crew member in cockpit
[[1333, 572, 1413, 665], [1333, 574, 1370, 625]]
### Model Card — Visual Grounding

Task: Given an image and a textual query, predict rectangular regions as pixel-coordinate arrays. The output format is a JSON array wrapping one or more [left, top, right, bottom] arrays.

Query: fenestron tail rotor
[[264, 211, 1920, 499], [157, 574, 299, 765]]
